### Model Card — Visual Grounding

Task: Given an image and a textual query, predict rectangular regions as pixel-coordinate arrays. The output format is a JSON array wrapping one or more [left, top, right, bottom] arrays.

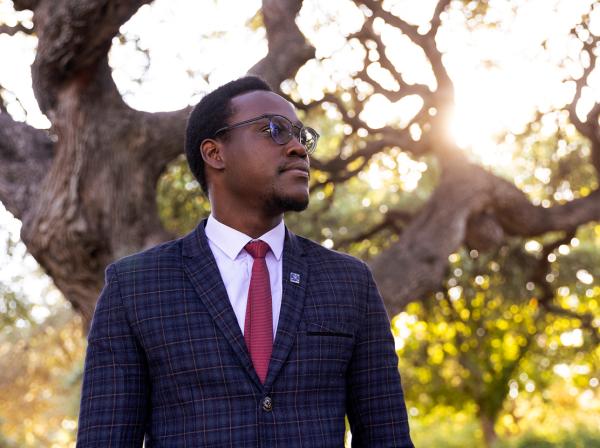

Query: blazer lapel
[[181, 220, 262, 389], [264, 228, 308, 388]]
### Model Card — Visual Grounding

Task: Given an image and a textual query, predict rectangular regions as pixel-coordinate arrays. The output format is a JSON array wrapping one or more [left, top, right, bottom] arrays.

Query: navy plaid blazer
[[77, 221, 413, 447]]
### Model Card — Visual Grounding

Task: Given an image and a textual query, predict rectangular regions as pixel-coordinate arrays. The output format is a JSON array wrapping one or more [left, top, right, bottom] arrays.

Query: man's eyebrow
[[242, 116, 269, 127]]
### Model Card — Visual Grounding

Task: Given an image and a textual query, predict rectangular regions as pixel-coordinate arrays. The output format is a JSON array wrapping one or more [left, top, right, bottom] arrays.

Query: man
[[77, 76, 414, 447]]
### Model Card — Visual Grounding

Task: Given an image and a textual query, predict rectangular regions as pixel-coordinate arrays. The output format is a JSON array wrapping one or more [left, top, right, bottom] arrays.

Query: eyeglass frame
[[213, 114, 319, 154]]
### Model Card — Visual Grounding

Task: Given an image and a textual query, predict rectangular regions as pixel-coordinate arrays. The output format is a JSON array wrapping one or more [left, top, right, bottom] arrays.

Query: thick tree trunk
[[480, 414, 497, 448], [20, 61, 175, 322]]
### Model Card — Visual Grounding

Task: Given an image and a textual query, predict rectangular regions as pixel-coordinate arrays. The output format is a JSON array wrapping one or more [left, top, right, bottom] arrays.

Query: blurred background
[[0, 0, 599, 446]]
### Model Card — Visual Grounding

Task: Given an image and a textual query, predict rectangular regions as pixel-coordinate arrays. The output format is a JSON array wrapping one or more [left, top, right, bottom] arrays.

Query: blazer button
[[262, 396, 272, 412]]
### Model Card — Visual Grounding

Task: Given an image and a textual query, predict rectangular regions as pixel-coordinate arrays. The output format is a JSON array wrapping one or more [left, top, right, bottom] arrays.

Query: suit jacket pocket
[[290, 321, 356, 384], [305, 321, 355, 339]]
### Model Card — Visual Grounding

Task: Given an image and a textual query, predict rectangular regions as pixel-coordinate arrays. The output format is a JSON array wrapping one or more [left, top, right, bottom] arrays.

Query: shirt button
[[262, 396, 272, 412]]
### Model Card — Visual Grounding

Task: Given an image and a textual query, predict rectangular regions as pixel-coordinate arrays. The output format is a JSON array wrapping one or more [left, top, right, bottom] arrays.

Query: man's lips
[[280, 164, 310, 178]]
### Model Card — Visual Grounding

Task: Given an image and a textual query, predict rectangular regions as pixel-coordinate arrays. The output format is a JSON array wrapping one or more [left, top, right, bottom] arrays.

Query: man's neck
[[210, 210, 283, 239]]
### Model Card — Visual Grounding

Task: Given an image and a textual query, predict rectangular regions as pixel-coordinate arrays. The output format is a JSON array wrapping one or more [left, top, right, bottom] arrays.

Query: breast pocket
[[293, 321, 356, 383], [305, 321, 355, 339]]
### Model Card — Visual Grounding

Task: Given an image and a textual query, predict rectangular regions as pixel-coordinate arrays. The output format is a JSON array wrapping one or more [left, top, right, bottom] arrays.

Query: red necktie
[[244, 240, 273, 383]]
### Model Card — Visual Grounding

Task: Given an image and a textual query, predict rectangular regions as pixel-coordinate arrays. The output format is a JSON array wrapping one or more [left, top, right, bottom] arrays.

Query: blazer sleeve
[[76, 264, 149, 447], [345, 264, 414, 447]]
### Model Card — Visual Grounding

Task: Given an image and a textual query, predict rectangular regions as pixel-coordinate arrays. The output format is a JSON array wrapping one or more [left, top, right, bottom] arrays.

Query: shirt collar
[[205, 214, 285, 261]]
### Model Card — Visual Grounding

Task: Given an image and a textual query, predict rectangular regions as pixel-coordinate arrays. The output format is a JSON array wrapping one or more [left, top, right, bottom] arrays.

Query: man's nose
[[285, 134, 308, 158]]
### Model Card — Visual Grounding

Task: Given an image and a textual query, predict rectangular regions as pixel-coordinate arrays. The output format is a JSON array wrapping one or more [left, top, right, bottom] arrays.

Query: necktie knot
[[245, 240, 270, 259]]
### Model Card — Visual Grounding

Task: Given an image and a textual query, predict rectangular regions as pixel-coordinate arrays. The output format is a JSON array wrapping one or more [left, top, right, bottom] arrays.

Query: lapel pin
[[290, 272, 301, 284]]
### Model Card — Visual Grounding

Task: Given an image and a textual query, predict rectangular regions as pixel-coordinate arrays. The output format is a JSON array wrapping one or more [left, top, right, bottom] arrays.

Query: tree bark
[[480, 414, 497, 448], [248, 0, 315, 92]]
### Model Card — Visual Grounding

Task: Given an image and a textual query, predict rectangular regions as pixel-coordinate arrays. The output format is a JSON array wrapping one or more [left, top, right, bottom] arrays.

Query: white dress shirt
[[205, 214, 284, 338]]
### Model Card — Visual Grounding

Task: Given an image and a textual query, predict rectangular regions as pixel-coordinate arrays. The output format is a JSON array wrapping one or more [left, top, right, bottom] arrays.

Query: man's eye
[[271, 125, 285, 136]]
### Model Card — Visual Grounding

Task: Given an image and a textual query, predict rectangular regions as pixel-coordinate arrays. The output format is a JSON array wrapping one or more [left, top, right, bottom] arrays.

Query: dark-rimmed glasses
[[214, 114, 319, 154]]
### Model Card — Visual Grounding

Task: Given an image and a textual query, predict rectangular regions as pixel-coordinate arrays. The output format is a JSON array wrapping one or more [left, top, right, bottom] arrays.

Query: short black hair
[[184, 76, 273, 194]]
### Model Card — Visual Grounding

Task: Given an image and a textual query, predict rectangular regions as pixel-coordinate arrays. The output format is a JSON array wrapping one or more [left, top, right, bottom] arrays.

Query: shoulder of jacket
[[109, 236, 184, 274], [295, 235, 368, 270]]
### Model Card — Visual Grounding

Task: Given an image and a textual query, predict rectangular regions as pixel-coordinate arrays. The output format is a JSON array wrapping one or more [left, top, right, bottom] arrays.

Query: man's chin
[[271, 194, 309, 213]]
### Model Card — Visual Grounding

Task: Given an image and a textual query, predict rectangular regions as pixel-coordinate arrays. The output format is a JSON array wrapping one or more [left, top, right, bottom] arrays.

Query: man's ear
[[200, 138, 225, 170]]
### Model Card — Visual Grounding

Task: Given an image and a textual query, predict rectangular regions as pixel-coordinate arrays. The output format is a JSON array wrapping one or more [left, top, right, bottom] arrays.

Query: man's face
[[217, 90, 311, 215]]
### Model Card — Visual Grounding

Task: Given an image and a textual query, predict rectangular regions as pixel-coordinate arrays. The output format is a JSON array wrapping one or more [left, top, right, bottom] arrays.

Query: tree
[[0, 0, 597, 325], [1, 0, 598, 326]]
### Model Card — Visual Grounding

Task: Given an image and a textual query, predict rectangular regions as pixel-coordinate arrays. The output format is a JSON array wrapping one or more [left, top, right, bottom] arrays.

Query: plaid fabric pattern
[[76, 221, 414, 447]]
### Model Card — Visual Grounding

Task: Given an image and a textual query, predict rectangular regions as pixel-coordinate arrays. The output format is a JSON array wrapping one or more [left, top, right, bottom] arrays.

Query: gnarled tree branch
[[0, 113, 54, 217], [0, 23, 34, 35], [248, 0, 315, 91], [370, 150, 600, 315], [30, 0, 151, 112]]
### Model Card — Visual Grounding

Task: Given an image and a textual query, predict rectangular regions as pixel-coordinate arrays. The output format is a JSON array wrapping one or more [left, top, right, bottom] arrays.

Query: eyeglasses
[[214, 114, 319, 154]]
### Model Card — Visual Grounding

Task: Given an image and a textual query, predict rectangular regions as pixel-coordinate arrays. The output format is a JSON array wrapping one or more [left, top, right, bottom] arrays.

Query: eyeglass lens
[[269, 116, 317, 153]]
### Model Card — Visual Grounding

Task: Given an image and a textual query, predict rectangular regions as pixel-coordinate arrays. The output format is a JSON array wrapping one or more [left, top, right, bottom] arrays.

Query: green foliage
[[411, 414, 486, 447], [409, 411, 600, 448], [395, 226, 599, 439], [510, 111, 598, 207], [0, 301, 84, 447], [0, 283, 32, 330], [397, 243, 537, 418], [496, 427, 600, 448], [156, 154, 211, 236], [0, 225, 83, 447]]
